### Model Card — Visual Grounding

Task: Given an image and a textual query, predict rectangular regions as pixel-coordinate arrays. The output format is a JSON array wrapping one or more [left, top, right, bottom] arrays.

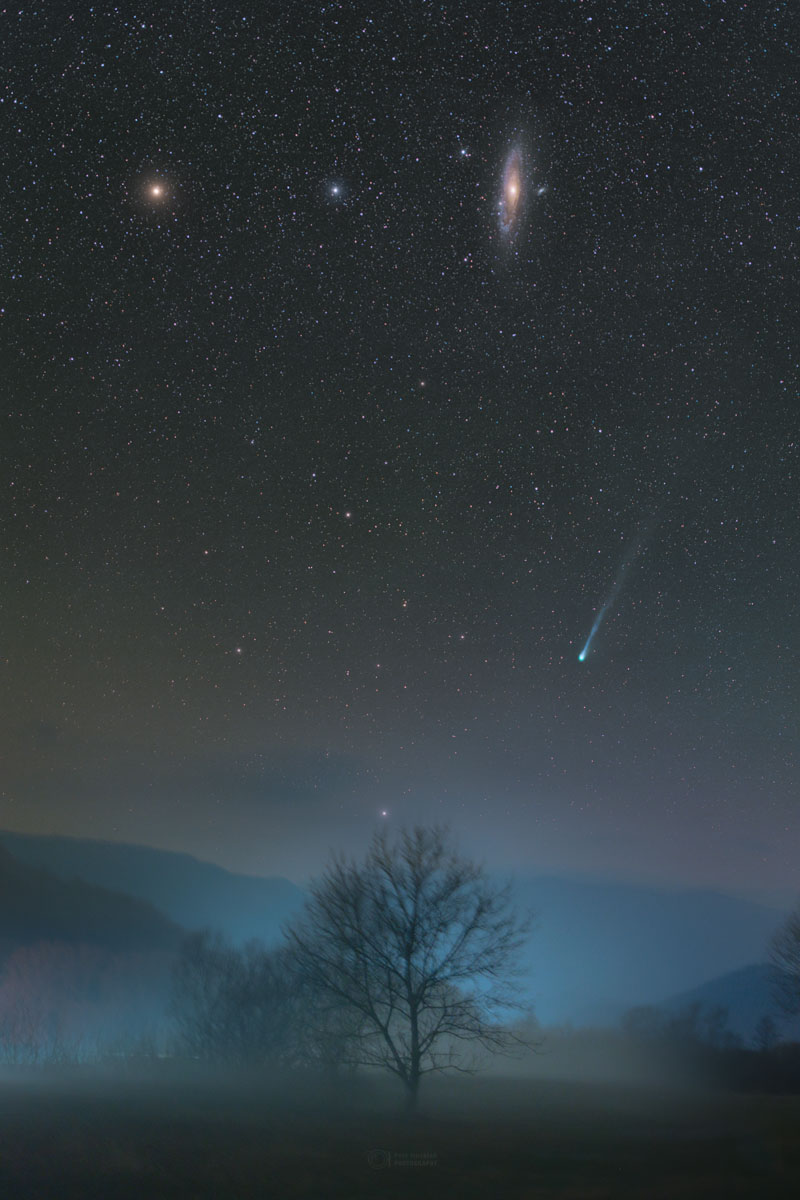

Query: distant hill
[[0, 834, 789, 1028], [0, 844, 180, 959], [509, 875, 786, 1026], [663, 962, 800, 1043], [0, 833, 305, 946]]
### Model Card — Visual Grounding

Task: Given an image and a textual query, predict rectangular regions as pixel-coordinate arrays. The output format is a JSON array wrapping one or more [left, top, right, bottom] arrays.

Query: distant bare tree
[[285, 825, 534, 1112], [702, 1004, 733, 1049], [170, 931, 299, 1066], [770, 908, 800, 1016], [753, 1013, 779, 1053], [621, 1004, 664, 1041], [289, 970, 365, 1078], [0, 941, 168, 1065], [622, 1001, 740, 1050]]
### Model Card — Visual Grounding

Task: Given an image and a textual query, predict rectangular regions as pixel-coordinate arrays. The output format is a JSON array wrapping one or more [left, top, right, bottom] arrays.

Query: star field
[[1, 1, 797, 890]]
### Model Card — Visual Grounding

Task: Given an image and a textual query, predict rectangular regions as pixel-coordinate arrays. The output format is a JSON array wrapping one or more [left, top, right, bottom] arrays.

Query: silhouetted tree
[[702, 1004, 734, 1049], [754, 1013, 779, 1053], [621, 1004, 664, 1041], [285, 825, 533, 1112], [289, 970, 365, 1078], [170, 930, 299, 1066], [770, 908, 800, 1016], [622, 1001, 739, 1050], [0, 942, 171, 1064]]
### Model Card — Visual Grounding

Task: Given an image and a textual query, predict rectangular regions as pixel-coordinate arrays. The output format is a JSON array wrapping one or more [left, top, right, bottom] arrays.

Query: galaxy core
[[499, 147, 524, 237]]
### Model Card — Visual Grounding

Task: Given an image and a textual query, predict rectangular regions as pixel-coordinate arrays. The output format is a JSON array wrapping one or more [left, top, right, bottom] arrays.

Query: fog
[[0, 1049, 794, 1198], [1, 830, 798, 1195]]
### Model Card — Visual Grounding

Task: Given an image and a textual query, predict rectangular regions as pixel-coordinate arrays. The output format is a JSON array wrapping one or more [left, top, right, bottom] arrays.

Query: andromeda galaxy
[[498, 147, 525, 237]]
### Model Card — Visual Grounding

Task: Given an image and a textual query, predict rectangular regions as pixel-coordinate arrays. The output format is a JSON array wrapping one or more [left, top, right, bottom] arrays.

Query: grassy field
[[0, 1066, 798, 1197]]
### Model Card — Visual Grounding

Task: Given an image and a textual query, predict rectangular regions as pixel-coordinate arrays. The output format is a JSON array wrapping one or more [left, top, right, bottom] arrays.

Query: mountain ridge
[[0, 842, 181, 956], [0, 832, 304, 946], [0, 832, 788, 1027], [663, 961, 800, 1042]]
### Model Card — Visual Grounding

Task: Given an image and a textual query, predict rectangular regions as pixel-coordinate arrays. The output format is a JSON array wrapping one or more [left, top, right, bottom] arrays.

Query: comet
[[578, 528, 652, 663], [578, 605, 609, 662]]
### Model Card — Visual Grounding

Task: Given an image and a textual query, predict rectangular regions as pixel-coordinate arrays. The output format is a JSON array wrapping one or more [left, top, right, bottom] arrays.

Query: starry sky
[[2, 1, 797, 893]]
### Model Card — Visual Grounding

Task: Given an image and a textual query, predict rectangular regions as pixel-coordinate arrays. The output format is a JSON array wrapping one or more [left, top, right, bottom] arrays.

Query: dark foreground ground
[[0, 1065, 798, 1198]]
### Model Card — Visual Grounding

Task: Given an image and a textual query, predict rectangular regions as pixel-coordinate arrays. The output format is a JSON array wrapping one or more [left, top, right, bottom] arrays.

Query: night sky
[[2, 2, 796, 893]]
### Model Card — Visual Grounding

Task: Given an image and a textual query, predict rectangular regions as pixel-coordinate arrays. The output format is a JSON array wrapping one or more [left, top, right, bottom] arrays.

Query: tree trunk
[[404, 1073, 420, 1115], [406, 1002, 421, 1115]]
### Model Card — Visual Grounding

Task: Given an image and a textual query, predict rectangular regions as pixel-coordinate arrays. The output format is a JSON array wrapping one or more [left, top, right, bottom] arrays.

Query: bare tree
[[0, 942, 169, 1065], [753, 1013, 779, 1053], [170, 930, 300, 1066], [285, 825, 534, 1111], [770, 907, 800, 1016]]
